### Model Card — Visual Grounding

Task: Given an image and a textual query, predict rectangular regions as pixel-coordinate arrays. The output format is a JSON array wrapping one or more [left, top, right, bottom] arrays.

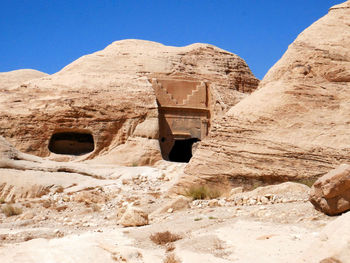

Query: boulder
[[119, 206, 149, 227], [182, 1, 350, 188], [299, 211, 350, 262], [0, 40, 258, 166], [309, 164, 350, 215]]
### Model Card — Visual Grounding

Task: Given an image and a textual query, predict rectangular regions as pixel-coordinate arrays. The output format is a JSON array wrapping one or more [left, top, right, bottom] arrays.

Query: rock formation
[[309, 164, 350, 216], [0, 69, 47, 89], [0, 40, 258, 165], [299, 211, 350, 262], [119, 206, 149, 227], [182, 1, 350, 189]]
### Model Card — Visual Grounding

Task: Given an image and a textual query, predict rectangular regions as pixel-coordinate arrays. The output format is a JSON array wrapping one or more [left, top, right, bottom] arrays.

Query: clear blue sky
[[0, 0, 344, 79]]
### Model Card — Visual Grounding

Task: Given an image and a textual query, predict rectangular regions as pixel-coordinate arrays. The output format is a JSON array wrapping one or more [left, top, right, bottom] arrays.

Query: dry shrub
[[41, 200, 52, 208], [54, 205, 68, 212], [2, 204, 22, 217], [23, 202, 32, 208], [0, 197, 5, 204], [55, 186, 64, 193], [185, 185, 221, 200], [165, 243, 175, 252], [24, 235, 34, 242], [73, 191, 108, 205], [150, 231, 182, 246], [163, 253, 181, 263], [320, 257, 342, 263]]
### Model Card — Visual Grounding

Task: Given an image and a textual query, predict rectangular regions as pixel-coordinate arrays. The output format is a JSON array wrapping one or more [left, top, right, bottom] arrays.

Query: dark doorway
[[48, 132, 94, 155], [168, 138, 199, 162]]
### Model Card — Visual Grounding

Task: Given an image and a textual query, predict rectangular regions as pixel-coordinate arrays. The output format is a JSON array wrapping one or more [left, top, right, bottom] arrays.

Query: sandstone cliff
[[183, 1, 350, 189], [0, 40, 258, 165]]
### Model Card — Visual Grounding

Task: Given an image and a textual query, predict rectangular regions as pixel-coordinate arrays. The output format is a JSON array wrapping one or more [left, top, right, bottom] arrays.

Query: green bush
[[185, 185, 221, 200]]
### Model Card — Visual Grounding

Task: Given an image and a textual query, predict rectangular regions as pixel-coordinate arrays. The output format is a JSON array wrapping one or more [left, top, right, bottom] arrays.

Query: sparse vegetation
[[41, 200, 52, 208], [165, 243, 175, 252], [250, 180, 264, 190], [0, 197, 5, 204], [150, 231, 182, 245], [185, 185, 221, 200], [55, 186, 64, 193], [209, 216, 217, 220], [91, 203, 101, 212], [54, 205, 68, 212], [1, 204, 22, 217], [298, 177, 318, 188], [132, 161, 138, 167], [24, 235, 34, 242], [194, 217, 203, 221], [163, 253, 181, 263]]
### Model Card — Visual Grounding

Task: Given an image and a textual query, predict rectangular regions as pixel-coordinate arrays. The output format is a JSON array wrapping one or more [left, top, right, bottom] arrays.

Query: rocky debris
[[0, 40, 258, 166], [189, 182, 310, 208], [182, 0, 350, 188], [190, 194, 308, 209], [309, 164, 350, 215], [299, 211, 350, 262], [109, 246, 144, 263], [151, 196, 191, 215], [119, 206, 149, 227], [233, 182, 310, 200]]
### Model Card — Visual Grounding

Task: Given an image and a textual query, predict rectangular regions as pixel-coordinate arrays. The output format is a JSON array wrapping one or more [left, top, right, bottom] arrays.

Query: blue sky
[[0, 0, 344, 79]]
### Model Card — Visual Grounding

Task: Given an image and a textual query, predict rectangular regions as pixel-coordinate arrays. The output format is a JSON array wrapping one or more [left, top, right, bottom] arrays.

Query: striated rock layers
[[0, 40, 258, 165], [183, 1, 350, 189]]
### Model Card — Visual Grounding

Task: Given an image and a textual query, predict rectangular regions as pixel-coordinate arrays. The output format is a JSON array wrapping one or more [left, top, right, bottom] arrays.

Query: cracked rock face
[[0, 40, 258, 165], [310, 164, 350, 216], [182, 1, 350, 188]]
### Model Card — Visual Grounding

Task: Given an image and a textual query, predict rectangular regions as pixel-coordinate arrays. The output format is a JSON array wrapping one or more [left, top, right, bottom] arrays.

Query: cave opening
[[168, 138, 199, 163], [48, 132, 94, 155]]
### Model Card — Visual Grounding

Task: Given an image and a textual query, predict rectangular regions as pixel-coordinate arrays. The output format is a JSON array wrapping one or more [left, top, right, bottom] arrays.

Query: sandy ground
[[0, 160, 336, 263]]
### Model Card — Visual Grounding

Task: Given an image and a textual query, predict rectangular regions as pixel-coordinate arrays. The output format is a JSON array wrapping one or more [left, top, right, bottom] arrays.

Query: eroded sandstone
[[0, 40, 258, 166], [182, 1, 350, 189]]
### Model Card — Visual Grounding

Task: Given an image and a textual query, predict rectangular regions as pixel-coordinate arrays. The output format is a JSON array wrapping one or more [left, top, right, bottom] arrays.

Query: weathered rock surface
[[299, 211, 350, 262], [309, 164, 350, 215], [151, 195, 191, 215], [0, 69, 47, 89], [119, 206, 149, 227], [0, 40, 258, 165], [183, 1, 350, 188], [232, 182, 310, 201]]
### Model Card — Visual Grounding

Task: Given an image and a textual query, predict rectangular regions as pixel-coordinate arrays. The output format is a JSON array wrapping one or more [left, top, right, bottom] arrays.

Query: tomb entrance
[[48, 132, 94, 155], [152, 77, 210, 162]]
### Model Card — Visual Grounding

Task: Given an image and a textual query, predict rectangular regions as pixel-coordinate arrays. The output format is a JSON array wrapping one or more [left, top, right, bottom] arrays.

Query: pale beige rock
[[299, 211, 350, 262], [230, 187, 244, 195], [183, 1, 350, 188], [0, 136, 116, 201], [0, 40, 258, 166], [151, 196, 191, 215], [241, 182, 310, 199], [119, 206, 149, 227], [0, 69, 47, 89], [309, 164, 350, 215]]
